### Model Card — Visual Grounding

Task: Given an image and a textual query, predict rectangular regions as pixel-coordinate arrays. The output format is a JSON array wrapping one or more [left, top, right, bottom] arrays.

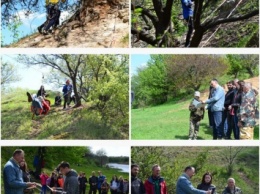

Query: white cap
[[194, 91, 200, 97]]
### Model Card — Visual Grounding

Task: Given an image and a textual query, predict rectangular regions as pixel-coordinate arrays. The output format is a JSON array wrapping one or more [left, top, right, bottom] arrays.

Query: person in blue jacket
[[181, 0, 194, 47], [98, 171, 106, 194], [62, 79, 73, 109], [203, 79, 225, 139], [3, 149, 36, 194], [176, 166, 212, 194]]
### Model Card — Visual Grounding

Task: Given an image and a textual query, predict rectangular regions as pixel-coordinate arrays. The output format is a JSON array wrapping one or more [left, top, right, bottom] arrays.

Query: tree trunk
[[190, 26, 205, 47], [72, 76, 82, 107], [246, 67, 254, 77]]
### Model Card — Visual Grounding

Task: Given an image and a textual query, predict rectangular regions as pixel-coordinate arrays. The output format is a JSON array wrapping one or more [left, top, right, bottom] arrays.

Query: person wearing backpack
[[188, 91, 205, 140]]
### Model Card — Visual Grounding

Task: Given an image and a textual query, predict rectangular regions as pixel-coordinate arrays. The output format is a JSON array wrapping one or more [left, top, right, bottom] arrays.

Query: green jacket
[[189, 98, 205, 121]]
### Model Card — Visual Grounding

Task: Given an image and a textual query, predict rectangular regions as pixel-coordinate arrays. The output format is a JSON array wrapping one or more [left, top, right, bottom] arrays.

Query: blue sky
[[1, 0, 73, 45], [131, 54, 151, 76]]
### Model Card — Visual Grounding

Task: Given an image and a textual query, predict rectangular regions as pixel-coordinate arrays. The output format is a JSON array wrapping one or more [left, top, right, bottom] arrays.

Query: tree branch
[[205, 10, 259, 30], [131, 28, 157, 46]]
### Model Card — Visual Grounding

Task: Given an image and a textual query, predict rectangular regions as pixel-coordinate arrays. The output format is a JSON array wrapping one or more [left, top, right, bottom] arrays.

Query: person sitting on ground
[[38, 96, 51, 115], [188, 91, 205, 140], [31, 94, 44, 115], [222, 178, 242, 194], [55, 92, 62, 106], [197, 172, 216, 194], [37, 85, 47, 97]]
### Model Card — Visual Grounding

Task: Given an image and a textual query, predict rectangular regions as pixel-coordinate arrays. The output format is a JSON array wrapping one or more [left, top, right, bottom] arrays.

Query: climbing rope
[[202, 0, 243, 47]]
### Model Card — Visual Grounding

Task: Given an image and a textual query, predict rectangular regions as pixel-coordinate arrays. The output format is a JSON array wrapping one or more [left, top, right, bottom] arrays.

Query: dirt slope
[[6, 1, 129, 48]]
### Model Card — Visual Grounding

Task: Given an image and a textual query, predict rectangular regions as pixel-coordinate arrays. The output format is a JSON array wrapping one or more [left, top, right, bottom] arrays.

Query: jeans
[[212, 111, 223, 139], [232, 114, 240, 139]]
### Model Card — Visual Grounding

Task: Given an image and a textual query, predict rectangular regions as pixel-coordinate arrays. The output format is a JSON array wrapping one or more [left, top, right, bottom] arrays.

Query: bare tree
[[1, 61, 20, 89], [96, 149, 107, 167]]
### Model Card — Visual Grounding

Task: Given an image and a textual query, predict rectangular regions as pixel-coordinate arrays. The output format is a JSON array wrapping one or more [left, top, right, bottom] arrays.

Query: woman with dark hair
[[20, 161, 34, 194], [37, 85, 47, 97], [228, 80, 244, 139], [110, 175, 119, 194], [197, 172, 216, 194]]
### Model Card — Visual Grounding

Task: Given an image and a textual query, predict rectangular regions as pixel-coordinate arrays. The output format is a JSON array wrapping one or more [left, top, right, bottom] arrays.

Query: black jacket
[[131, 176, 145, 194]]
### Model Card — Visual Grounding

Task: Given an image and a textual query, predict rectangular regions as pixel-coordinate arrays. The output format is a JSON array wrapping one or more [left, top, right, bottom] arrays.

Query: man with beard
[[131, 164, 145, 194]]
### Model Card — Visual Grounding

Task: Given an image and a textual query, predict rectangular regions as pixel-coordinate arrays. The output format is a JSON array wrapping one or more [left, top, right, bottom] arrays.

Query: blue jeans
[[213, 111, 223, 139], [232, 114, 240, 139], [41, 185, 47, 194]]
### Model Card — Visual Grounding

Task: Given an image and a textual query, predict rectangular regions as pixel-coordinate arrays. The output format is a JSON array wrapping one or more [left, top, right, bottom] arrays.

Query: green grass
[[1, 88, 128, 139], [131, 99, 259, 140]]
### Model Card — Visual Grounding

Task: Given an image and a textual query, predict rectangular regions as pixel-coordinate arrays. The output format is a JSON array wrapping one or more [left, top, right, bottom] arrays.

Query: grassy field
[[1, 89, 128, 139], [131, 98, 259, 140]]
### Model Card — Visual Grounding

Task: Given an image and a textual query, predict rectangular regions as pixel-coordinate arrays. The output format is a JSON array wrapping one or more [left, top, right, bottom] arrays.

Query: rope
[[201, 0, 243, 47], [201, 0, 228, 24]]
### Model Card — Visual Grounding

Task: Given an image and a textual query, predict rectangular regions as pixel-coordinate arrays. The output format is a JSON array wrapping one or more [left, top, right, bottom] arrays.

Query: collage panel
[[131, 0, 259, 48], [1, 54, 129, 140], [131, 54, 259, 140], [1, 146, 130, 194], [131, 146, 259, 194], [1, 0, 129, 48]]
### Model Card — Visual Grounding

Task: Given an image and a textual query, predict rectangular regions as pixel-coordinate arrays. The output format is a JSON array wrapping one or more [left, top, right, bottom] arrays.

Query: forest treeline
[[1, 147, 127, 173], [131, 54, 259, 108], [131, 147, 259, 194]]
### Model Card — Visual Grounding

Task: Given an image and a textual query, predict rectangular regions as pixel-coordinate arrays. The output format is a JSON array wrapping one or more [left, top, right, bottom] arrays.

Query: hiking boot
[[42, 30, 48, 35], [38, 27, 42, 34], [26, 92, 33, 102]]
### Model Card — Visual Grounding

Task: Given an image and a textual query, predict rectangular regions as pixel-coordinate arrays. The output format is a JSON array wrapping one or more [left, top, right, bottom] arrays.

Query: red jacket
[[144, 176, 167, 194]]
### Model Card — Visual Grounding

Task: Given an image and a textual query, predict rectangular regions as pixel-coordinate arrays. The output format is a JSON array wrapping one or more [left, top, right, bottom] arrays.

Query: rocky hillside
[[5, 0, 129, 48]]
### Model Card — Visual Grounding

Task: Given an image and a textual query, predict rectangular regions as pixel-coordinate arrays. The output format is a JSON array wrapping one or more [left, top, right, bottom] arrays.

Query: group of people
[[131, 164, 242, 194], [189, 78, 257, 140], [28, 79, 74, 117], [3, 149, 128, 194]]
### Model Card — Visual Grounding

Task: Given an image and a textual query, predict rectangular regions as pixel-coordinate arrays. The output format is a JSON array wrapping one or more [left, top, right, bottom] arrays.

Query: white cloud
[[16, 10, 46, 28]]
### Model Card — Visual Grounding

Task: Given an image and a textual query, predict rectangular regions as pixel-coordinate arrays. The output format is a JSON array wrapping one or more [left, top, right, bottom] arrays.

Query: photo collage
[[1, 0, 259, 193]]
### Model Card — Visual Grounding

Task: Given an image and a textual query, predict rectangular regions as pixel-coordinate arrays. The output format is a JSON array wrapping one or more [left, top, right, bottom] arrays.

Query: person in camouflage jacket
[[188, 91, 205, 140], [237, 82, 257, 140]]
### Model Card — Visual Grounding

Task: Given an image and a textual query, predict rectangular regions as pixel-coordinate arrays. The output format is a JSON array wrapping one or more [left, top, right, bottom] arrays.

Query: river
[[107, 163, 129, 173]]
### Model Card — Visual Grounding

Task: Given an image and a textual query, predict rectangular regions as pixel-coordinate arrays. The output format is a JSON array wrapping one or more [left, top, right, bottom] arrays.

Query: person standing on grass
[[176, 166, 211, 194], [238, 82, 256, 140], [223, 81, 235, 139], [89, 171, 98, 194], [228, 80, 243, 139], [188, 91, 205, 140], [98, 171, 106, 194], [131, 164, 146, 194], [110, 175, 119, 194], [3, 149, 36, 194], [144, 164, 167, 194], [203, 79, 225, 140], [58, 161, 79, 194], [79, 172, 88, 194], [62, 79, 73, 109], [101, 178, 110, 194]]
